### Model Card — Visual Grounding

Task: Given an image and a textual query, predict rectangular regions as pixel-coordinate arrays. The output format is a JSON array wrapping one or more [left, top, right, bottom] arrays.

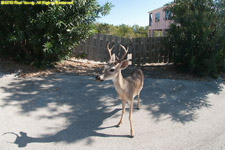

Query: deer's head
[[96, 43, 129, 82]]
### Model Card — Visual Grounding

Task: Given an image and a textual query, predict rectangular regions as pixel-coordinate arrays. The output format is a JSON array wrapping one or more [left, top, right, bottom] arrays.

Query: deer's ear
[[120, 60, 129, 70]]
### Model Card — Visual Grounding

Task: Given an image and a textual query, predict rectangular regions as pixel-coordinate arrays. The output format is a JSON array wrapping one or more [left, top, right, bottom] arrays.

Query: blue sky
[[97, 0, 173, 26]]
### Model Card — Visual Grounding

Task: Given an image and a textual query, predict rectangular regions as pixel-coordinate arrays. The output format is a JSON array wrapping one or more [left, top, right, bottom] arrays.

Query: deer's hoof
[[116, 124, 121, 128], [130, 130, 134, 138], [116, 121, 122, 127]]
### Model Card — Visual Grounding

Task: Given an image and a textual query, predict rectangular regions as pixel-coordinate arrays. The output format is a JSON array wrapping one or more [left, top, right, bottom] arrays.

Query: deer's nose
[[96, 75, 104, 82], [95, 76, 101, 81]]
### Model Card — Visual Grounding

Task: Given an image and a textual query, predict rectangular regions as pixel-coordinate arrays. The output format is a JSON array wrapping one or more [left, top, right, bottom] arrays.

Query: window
[[165, 10, 171, 20], [155, 13, 160, 22], [149, 13, 153, 26]]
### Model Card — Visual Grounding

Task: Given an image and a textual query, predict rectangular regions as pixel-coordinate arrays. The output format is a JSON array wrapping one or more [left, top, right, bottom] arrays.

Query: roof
[[148, 2, 174, 14]]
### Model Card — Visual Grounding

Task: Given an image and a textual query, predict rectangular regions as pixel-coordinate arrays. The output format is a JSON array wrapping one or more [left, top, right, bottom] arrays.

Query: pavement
[[0, 73, 225, 150]]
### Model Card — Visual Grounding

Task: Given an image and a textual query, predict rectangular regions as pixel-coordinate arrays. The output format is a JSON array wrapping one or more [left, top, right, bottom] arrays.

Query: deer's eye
[[109, 68, 115, 72]]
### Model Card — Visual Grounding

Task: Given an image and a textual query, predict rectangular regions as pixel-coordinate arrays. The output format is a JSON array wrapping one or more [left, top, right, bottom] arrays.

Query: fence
[[74, 33, 172, 66]]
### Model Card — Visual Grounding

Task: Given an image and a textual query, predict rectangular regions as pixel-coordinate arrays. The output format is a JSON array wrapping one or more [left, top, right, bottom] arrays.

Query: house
[[148, 5, 172, 37]]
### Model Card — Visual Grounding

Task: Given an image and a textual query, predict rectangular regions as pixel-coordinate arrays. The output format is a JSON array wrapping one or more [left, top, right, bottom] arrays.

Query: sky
[[96, 0, 173, 27]]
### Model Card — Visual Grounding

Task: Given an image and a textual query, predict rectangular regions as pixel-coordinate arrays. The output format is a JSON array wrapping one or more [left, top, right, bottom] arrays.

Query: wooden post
[[88, 34, 94, 60], [136, 38, 140, 66], [114, 36, 119, 57], [132, 38, 136, 66], [102, 34, 107, 62], [151, 38, 155, 63], [94, 33, 101, 61], [155, 37, 159, 63], [142, 37, 147, 64]]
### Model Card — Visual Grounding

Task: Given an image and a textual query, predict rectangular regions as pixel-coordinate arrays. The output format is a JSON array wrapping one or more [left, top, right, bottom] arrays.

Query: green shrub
[[165, 0, 225, 77], [0, 0, 112, 67]]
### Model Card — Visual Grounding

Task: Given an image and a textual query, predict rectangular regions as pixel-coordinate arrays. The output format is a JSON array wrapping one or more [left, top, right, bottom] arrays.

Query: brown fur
[[96, 44, 144, 137]]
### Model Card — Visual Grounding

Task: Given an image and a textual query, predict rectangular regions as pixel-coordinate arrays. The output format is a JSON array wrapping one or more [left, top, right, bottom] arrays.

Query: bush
[[165, 0, 225, 77], [0, 0, 112, 67]]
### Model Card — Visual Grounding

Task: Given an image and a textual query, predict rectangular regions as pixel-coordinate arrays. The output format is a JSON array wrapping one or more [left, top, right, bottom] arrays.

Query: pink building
[[148, 5, 172, 37]]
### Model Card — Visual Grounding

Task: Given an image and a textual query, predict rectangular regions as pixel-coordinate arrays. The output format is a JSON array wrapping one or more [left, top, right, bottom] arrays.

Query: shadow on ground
[[1, 75, 124, 147], [0, 74, 224, 147], [141, 79, 224, 123]]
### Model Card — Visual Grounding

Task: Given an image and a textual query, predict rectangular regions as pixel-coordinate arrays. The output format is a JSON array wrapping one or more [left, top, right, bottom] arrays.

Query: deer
[[95, 42, 144, 138]]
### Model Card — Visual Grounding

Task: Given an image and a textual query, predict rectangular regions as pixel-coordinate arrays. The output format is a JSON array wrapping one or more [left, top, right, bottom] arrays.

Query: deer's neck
[[112, 71, 125, 94]]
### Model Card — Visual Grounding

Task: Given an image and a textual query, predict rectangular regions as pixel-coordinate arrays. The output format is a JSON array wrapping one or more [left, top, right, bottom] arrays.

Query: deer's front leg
[[129, 99, 134, 138], [117, 100, 126, 127]]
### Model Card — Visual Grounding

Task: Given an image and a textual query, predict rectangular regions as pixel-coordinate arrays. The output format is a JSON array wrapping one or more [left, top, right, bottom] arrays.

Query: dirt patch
[[0, 57, 103, 78], [0, 57, 223, 81]]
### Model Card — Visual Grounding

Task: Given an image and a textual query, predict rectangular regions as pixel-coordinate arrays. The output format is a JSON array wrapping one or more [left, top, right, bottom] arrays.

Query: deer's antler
[[115, 44, 128, 64], [107, 42, 115, 62]]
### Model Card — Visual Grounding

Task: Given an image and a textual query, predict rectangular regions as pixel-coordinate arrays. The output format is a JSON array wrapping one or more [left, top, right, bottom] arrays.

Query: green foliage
[[165, 0, 225, 77], [94, 23, 148, 38], [0, 0, 112, 67]]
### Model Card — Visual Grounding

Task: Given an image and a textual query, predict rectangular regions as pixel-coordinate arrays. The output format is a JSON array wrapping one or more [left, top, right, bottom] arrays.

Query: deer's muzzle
[[95, 75, 104, 82]]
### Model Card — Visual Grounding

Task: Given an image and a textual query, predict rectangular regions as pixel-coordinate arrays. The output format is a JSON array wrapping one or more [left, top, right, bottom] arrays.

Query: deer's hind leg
[[137, 94, 140, 110]]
